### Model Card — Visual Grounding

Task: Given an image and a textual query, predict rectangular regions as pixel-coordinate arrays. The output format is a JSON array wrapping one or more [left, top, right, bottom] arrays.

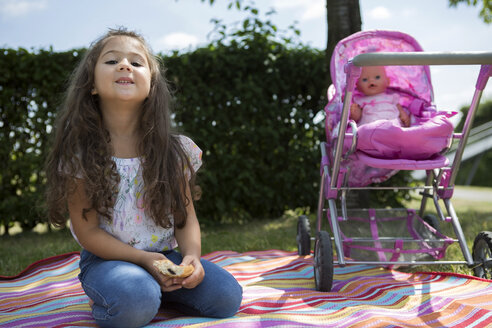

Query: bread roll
[[153, 259, 194, 278]]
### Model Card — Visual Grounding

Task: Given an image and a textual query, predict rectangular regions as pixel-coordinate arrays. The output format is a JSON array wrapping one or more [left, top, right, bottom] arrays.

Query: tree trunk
[[325, 0, 366, 207], [325, 0, 361, 85]]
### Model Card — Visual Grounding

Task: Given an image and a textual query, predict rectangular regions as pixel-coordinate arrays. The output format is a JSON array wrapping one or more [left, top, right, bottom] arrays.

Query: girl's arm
[[174, 182, 204, 289], [68, 178, 169, 285]]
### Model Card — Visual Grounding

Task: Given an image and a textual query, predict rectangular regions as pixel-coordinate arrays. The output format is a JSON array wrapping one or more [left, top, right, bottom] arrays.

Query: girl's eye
[[131, 62, 142, 67], [375, 75, 381, 80], [105, 60, 118, 65], [362, 78, 368, 82]]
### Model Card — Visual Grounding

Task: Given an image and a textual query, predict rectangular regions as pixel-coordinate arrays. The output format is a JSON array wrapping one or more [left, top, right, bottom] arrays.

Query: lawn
[[1, 186, 491, 277]]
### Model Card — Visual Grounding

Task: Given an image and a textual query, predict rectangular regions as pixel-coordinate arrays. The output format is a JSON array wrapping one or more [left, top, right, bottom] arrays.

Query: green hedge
[[0, 48, 83, 232], [455, 99, 492, 186], [0, 35, 328, 231], [166, 37, 327, 221]]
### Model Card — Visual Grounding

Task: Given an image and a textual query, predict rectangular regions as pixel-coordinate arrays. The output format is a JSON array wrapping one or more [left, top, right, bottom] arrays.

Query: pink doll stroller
[[296, 30, 492, 292]]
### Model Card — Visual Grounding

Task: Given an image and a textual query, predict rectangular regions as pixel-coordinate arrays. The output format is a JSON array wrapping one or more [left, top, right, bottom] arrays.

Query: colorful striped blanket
[[1, 250, 491, 327]]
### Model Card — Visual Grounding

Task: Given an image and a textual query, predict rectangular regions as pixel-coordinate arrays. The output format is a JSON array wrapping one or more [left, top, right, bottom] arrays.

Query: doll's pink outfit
[[353, 93, 401, 126]]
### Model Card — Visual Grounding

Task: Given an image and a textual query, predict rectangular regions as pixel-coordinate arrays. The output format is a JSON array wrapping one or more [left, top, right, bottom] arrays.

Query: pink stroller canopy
[[330, 30, 434, 109]]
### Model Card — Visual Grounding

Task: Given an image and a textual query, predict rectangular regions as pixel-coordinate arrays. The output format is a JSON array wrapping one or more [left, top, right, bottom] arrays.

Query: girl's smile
[[116, 77, 134, 84]]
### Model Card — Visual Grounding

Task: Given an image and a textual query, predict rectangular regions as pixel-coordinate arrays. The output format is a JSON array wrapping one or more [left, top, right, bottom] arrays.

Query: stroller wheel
[[472, 231, 492, 279], [422, 214, 441, 233], [296, 215, 311, 255], [314, 231, 334, 292]]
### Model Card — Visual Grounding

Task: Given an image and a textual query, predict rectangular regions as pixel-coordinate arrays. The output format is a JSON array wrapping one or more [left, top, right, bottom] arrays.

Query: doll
[[350, 66, 410, 127]]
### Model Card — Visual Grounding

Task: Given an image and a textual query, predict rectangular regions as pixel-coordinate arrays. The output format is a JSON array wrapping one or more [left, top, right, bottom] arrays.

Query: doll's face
[[356, 66, 389, 96]]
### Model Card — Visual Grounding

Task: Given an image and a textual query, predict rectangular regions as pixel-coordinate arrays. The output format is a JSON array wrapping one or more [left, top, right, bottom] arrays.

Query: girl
[[45, 28, 242, 328]]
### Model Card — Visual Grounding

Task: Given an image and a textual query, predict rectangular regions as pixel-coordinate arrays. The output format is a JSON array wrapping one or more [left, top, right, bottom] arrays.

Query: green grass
[[1, 186, 491, 277], [0, 228, 81, 277], [0, 214, 302, 277]]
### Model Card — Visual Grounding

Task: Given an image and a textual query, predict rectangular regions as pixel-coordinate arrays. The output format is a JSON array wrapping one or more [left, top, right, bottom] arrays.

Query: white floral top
[[70, 135, 202, 252]]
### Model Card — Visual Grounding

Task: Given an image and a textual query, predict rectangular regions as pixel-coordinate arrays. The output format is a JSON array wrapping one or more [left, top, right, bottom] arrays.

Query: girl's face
[[356, 66, 389, 96], [93, 36, 152, 107]]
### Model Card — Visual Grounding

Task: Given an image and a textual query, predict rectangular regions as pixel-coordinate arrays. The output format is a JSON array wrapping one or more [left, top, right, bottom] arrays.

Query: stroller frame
[[301, 51, 492, 292]]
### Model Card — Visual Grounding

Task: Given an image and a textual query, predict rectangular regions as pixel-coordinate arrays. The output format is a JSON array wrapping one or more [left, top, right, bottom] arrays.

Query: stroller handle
[[352, 51, 492, 66]]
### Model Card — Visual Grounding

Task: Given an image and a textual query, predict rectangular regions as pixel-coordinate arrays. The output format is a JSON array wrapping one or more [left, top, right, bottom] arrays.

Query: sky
[[1, 0, 491, 119]]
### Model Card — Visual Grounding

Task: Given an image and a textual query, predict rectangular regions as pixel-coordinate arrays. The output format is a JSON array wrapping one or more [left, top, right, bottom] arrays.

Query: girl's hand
[[139, 251, 184, 292], [179, 255, 204, 289]]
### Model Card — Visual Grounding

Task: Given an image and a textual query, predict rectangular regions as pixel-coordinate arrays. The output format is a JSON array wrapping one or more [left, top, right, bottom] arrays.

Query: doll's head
[[356, 66, 389, 96]]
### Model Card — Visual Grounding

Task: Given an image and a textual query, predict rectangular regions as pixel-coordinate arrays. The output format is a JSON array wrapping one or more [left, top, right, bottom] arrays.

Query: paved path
[[453, 186, 492, 202]]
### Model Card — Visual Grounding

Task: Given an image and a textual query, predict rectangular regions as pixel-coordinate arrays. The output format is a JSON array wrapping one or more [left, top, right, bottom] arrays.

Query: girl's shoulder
[[176, 134, 199, 149], [175, 134, 202, 172]]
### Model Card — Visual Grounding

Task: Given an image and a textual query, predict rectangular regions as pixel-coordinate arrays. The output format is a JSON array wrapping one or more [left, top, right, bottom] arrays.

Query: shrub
[[0, 48, 82, 233]]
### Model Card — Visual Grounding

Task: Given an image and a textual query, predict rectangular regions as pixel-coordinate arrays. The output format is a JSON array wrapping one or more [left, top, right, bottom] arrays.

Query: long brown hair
[[45, 28, 195, 229]]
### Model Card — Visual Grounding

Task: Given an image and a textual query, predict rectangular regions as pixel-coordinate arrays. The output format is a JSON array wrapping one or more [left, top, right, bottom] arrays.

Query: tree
[[325, 0, 361, 84], [449, 0, 492, 23], [201, 0, 491, 47], [201, 0, 361, 84]]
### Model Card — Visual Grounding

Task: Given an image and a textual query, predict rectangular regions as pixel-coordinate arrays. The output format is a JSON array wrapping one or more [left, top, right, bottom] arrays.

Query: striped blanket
[[1, 250, 491, 327]]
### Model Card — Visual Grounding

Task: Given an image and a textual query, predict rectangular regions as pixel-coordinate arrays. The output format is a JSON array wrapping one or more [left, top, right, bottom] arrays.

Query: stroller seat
[[347, 109, 454, 170], [353, 110, 454, 161], [357, 152, 448, 170]]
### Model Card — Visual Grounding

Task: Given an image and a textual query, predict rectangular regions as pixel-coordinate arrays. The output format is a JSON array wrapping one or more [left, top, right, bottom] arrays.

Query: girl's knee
[[95, 286, 160, 327], [93, 300, 160, 328], [210, 292, 243, 318], [202, 275, 243, 318], [86, 266, 162, 327]]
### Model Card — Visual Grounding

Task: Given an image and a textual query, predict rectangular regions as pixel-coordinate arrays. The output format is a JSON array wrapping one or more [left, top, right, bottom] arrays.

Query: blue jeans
[[78, 249, 243, 328]]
